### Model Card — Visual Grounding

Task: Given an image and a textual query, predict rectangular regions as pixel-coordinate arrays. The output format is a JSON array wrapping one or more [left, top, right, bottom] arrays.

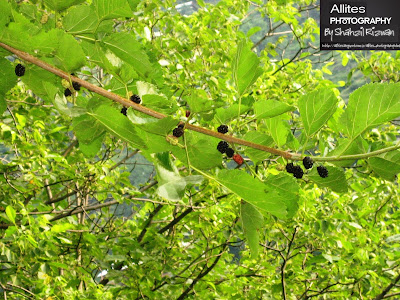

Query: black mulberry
[[121, 107, 127, 116], [286, 163, 295, 173], [72, 81, 81, 91], [317, 166, 328, 178], [64, 88, 72, 97], [292, 166, 304, 179], [130, 94, 141, 104], [217, 125, 228, 134], [15, 64, 25, 77], [173, 127, 184, 138], [302, 157, 313, 169], [178, 123, 185, 129], [225, 148, 234, 158], [217, 141, 229, 153]]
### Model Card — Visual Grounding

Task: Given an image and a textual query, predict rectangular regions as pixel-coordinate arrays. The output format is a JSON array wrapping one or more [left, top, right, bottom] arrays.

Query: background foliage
[[1, 0, 400, 299]]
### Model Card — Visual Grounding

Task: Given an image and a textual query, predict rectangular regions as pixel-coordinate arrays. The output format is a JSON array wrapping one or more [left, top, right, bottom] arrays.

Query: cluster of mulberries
[[64, 74, 82, 97], [286, 156, 328, 179], [286, 163, 304, 179], [121, 107, 128, 116], [215, 125, 243, 165], [120, 94, 142, 116]]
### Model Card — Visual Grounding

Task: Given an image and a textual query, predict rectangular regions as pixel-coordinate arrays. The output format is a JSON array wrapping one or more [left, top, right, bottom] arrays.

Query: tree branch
[[1, 42, 398, 163], [374, 273, 400, 300]]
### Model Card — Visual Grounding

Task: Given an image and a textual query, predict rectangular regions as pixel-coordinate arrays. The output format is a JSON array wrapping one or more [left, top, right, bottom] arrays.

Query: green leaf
[[142, 94, 178, 114], [341, 83, 400, 138], [308, 165, 348, 193], [241, 202, 264, 258], [327, 137, 367, 167], [127, 0, 140, 11], [0, 58, 17, 115], [265, 116, 290, 147], [103, 33, 153, 79], [265, 173, 299, 219], [186, 89, 215, 113], [79, 133, 105, 158], [216, 169, 287, 218], [243, 131, 274, 164], [21, 66, 60, 100], [81, 41, 116, 72], [255, 99, 295, 119], [53, 94, 86, 117], [386, 234, 400, 243], [368, 150, 400, 181], [93, 0, 132, 20], [51, 223, 74, 233], [214, 104, 250, 124], [0, 22, 40, 53], [155, 153, 203, 201], [140, 131, 173, 156], [88, 104, 146, 149], [298, 88, 338, 137], [44, 0, 85, 11], [232, 39, 263, 96], [0, 98, 5, 116], [63, 5, 99, 34], [0, 0, 12, 29], [132, 115, 178, 136], [53, 33, 86, 71], [72, 113, 105, 144], [5, 206, 16, 224], [172, 132, 222, 170]]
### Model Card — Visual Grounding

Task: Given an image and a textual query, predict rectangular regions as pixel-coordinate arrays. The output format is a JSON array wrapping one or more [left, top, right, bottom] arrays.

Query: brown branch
[[45, 191, 76, 205], [374, 273, 400, 300], [1, 42, 398, 163], [62, 139, 78, 157], [175, 217, 239, 300], [137, 204, 163, 243], [384, 292, 400, 298], [0, 42, 293, 160], [281, 227, 298, 300], [49, 200, 119, 222], [157, 202, 199, 235]]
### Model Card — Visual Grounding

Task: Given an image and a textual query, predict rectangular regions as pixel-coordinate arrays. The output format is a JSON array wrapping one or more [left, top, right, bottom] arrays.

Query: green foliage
[[1, 0, 400, 299]]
